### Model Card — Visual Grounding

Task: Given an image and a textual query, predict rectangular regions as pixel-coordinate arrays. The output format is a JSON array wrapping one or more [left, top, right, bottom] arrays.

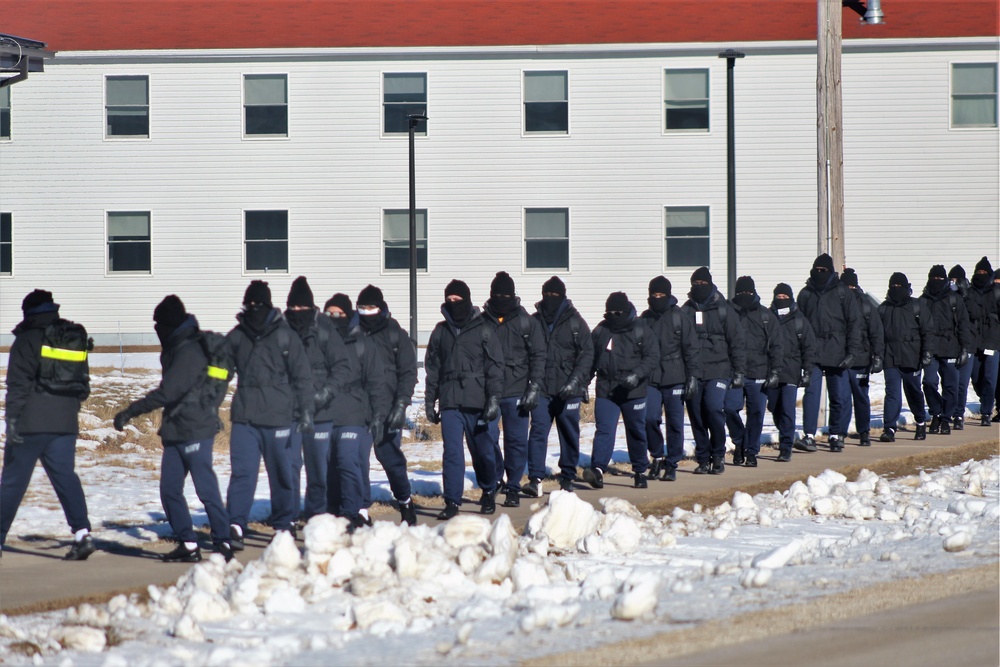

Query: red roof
[[5, 0, 998, 52]]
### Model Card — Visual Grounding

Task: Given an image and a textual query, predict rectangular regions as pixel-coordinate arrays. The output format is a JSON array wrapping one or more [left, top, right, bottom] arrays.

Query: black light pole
[[718, 49, 744, 299], [407, 114, 428, 347]]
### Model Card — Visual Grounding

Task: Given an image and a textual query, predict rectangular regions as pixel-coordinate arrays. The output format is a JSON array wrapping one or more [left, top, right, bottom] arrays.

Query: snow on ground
[[0, 457, 996, 666]]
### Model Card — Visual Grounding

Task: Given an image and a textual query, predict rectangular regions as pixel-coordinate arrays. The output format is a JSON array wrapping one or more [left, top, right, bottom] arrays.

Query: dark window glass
[[384, 73, 427, 134], [107, 212, 151, 273], [106, 76, 149, 137], [245, 210, 289, 271], [524, 71, 568, 133], [1, 86, 10, 139], [383, 209, 427, 271], [664, 69, 709, 132], [245, 74, 288, 136], [525, 208, 569, 270], [1, 212, 10, 274], [665, 207, 710, 268]]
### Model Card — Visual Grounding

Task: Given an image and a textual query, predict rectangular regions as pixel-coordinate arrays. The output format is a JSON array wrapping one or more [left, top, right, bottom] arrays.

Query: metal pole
[[719, 50, 744, 298], [407, 114, 427, 347]]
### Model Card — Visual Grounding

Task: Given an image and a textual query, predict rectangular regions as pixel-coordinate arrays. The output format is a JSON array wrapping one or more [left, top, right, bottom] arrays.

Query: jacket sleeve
[[130, 344, 204, 416], [484, 324, 505, 400], [322, 326, 352, 400], [764, 314, 783, 374], [527, 316, 547, 387], [393, 323, 419, 403], [843, 289, 864, 359], [724, 304, 747, 375], [424, 325, 441, 406], [868, 297, 885, 359], [917, 298, 933, 357], [363, 342, 392, 420], [800, 314, 819, 372], [680, 312, 702, 380], [4, 333, 39, 422], [636, 321, 659, 382], [589, 325, 605, 382], [569, 315, 594, 388], [284, 326, 316, 417], [955, 298, 974, 353]]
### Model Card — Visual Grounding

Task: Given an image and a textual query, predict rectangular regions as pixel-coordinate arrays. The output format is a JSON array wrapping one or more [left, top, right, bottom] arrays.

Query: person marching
[[920, 265, 973, 435], [641, 276, 700, 481], [878, 272, 932, 442], [947, 265, 974, 430], [841, 268, 885, 447], [2, 290, 96, 560], [355, 284, 419, 526], [724, 275, 781, 467], [682, 268, 746, 474], [424, 280, 504, 519], [526, 277, 593, 492], [114, 295, 233, 562], [962, 257, 999, 428], [225, 280, 314, 549], [766, 284, 818, 461], [584, 291, 658, 489]]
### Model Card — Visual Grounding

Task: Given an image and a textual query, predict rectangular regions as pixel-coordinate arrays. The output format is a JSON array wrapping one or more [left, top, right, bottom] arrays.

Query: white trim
[[242, 208, 290, 275], [103, 73, 151, 142], [523, 206, 571, 273], [663, 204, 712, 272], [521, 69, 571, 137], [380, 207, 429, 275], [105, 210, 153, 277], [948, 60, 999, 131], [662, 66, 712, 136], [0, 211, 12, 277], [380, 70, 430, 139], [241, 71, 291, 140]]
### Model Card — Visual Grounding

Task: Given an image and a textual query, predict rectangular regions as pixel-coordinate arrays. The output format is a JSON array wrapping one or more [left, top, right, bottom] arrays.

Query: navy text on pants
[[847, 367, 872, 434], [326, 425, 373, 519], [527, 395, 582, 482], [883, 367, 926, 429], [686, 379, 728, 465], [590, 396, 648, 474], [290, 421, 333, 520], [645, 384, 686, 467], [226, 423, 295, 532], [160, 437, 229, 544], [440, 409, 498, 507]]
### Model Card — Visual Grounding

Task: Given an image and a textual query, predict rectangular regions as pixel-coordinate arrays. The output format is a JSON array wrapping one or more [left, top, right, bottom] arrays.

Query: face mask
[[489, 295, 517, 317], [358, 310, 381, 332], [927, 278, 947, 296], [648, 295, 669, 314], [604, 310, 630, 331], [357, 306, 380, 317], [887, 285, 910, 304], [733, 293, 756, 310], [328, 314, 350, 335], [445, 299, 472, 324], [810, 269, 833, 288], [771, 297, 791, 315], [540, 294, 564, 320], [972, 272, 991, 290], [285, 309, 314, 333], [243, 304, 271, 332], [154, 323, 176, 346], [690, 284, 713, 304]]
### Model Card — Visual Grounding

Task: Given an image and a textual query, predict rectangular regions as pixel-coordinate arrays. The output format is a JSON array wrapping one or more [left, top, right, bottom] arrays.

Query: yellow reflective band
[[40, 345, 88, 362], [207, 365, 229, 381]]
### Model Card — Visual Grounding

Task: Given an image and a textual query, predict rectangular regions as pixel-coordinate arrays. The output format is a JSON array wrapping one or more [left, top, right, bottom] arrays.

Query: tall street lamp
[[407, 113, 428, 347], [718, 49, 744, 298]]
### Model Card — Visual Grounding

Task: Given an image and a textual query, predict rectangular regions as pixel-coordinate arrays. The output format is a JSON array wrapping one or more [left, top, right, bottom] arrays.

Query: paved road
[[2, 424, 997, 613]]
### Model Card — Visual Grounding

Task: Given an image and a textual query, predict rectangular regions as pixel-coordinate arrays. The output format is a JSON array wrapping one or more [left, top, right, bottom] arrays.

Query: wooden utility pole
[[817, 0, 845, 268]]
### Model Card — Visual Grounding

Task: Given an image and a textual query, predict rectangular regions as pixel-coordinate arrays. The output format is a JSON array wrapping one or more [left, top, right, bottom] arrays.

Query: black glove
[[313, 386, 332, 409], [558, 377, 580, 401], [799, 369, 812, 388], [731, 372, 745, 389], [920, 350, 934, 369], [839, 354, 855, 370], [483, 395, 501, 422], [682, 376, 699, 401], [113, 405, 137, 432], [520, 382, 541, 412], [370, 416, 385, 445], [4, 417, 23, 445], [621, 373, 640, 391], [763, 369, 780, 390], [426, 400, 441, 425], [387, 399, 408, 431], [296, 410, 315, 434], [957, 349, 970, 369], [870, 355, 884, 375]]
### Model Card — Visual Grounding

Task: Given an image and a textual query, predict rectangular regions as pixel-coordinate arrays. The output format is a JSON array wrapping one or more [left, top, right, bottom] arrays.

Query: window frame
[[949, 61, 999, 130], [663, 205, 711, 270], [662, 68, 711, 135], [104, 74, 150, 140], [243, 209, 290, 274], [106, 211, 153, 276], [381, 71, 428, 138], [242, 73, 290, 139], [1, 85, 10, 141], [522, 70, 570, 136], [0, 212, 12, 277], [523, 207, 571, 273], [381, 208, 429, 274]]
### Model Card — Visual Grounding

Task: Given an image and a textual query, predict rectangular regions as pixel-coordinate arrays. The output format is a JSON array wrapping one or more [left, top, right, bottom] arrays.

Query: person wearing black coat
[[919, 265, 974, 435], [641, 276, 700, 481], [526, 277, 594, 492], [947, 265, 975, 430], [766, 284, 818, 462], [355, 284, 419, 526], [724, 276, 781, 467], [225, 280, 314, 547], [1, 290, 95, 560], [963, 257, 999, 428], [114, 295, 232, 562], [994, 268, 1000, 423], [681, 267, 746, 474], [480, 272, 547, 508], [796, 253, 864, 452], [841, 269, 885, 447], [583, 291, 659, 489], [425, 280, 505, 519], [878, 272, 931, 442]]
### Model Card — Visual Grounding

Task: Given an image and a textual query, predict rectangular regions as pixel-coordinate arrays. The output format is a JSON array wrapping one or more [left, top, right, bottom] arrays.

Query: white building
[[1, 1, 997, 344]]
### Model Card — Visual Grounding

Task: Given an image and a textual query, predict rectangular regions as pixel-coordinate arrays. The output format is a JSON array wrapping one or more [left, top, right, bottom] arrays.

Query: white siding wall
[[1, 41, 997, 344]]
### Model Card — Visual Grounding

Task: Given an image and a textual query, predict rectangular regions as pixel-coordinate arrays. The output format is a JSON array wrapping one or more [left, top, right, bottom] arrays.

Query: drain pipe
[[863, 0, 885, 24]]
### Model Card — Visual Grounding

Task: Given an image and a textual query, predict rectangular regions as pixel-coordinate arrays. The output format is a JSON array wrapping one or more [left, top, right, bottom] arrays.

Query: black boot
[[633, 472, 648, 489], [502, 491, 520, 508], [64, 535, 96, 561], [744, 454, 758, 467], [709, 460, 725, 475], [399, 500, 418, 526], [693, 462, 711, 475], [914, 423, 927, 440], [229, 525, 245, 551], [436, 502, 459, 521], [480, 488, 496, 515], [162, 543, 202, 563], [522, 478, 543, 498], [859, 431, 871, 447], [928, 415, 941, 434], [952, 416, 963, 431], [732, 445, 745, 466], [661, 465, 677, 481], [647, 457, 663, 480], [879, 428, 895, 442], [214, 542, 235, 562], [983, 414, 993, 427], [582, 467, 604, 489], [776, 450, 791, 462], [940, 419, 951, 435]]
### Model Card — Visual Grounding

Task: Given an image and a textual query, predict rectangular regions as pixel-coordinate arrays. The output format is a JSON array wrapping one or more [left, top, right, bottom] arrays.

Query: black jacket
[[796, 274, 863, 368], [640, 297, 701, 387], [849, 289, 886, 368], [482, 301, 547, 398], [681, 289, 746, 381], [878, 295, 931, 371], [289, 311, 350, 424], [359, 311, 418, 405], [328, 316, 391, 427], [5, 307, 81, 435], [730, 296, 782, 380], [966, 283, 1000, 352], [425, 307, 505, 411], [918, 288, 973, 359], [226, 308, 314, 428], [128, 316, 221, 442], [532, 298, 593, 399], [590, 308, 659, 402], [770, 303, 818, 385]]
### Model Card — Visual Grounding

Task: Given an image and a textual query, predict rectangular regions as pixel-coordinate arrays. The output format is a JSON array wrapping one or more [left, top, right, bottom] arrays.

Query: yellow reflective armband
[[40, 345, 88, 363], [207, 365, 229, 381]]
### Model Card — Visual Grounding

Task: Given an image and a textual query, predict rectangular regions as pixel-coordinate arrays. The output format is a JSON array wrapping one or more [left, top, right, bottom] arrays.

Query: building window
[[106, 75, 149, 137], [244, 74, 288, 136], [665, 207, 710, 268], [245, 210, 288, 272], [525, 208, 569, 270], [384, 73, 427, 134], [952, 63, 998, 128], [1, 213, 11, 275], [107, 212, 151, 273], [1, 86, 10, 139], [664, 69, 709, 132], [524, 71, 568, 133], [383, 209, 427, 271]]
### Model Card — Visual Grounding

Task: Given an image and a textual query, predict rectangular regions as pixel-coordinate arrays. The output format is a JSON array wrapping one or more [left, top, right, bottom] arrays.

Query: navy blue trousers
[[847, 368, 872, 434], [923, 357, 959, 419], [972, 350, 999, 416], [645, 384, 686, 467], [590, 396, 648, 474], [440, 409, 498, 507], [884, 367, 927, 429], [495, 397, 531, 492], [363, 427, 413, 507], [527, 395, 582, 482], [954, 356, 974, 419], [1, 433, 91, 545], [686, 378, 729, 465], [289, 421, 333, 520], [802, 366, 851, 437], [227, 423, 295, 532], [160, 437, 228, 544], [767, 383, 799, 456], [724, 378, 767, 456], [326, 425, 372, 519]]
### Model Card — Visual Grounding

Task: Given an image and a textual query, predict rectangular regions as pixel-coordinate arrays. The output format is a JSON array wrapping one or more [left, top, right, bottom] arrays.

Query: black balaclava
[[732, 275, 758, 310], [604, 291, 632, 331], [972, 256, 994, 290], [887, 272, 911, 305], [810, 253, 836, 289], [648, 275, 672, 314], [444, 279, 473, 326], [771, 283, 794, 314], [689, 266, 714, 304], [325, 293, 354, 335], [926, 264, 949, 297], [285, 276, 316, 334], [357, 284, 386, 333], [21, 289, 57, 316], [153, 294, 187, 345], [540, 275, 566, 322], [242, 280, 273, 333], [841, 268, 859, 289], [488, 271, 517, 318]]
